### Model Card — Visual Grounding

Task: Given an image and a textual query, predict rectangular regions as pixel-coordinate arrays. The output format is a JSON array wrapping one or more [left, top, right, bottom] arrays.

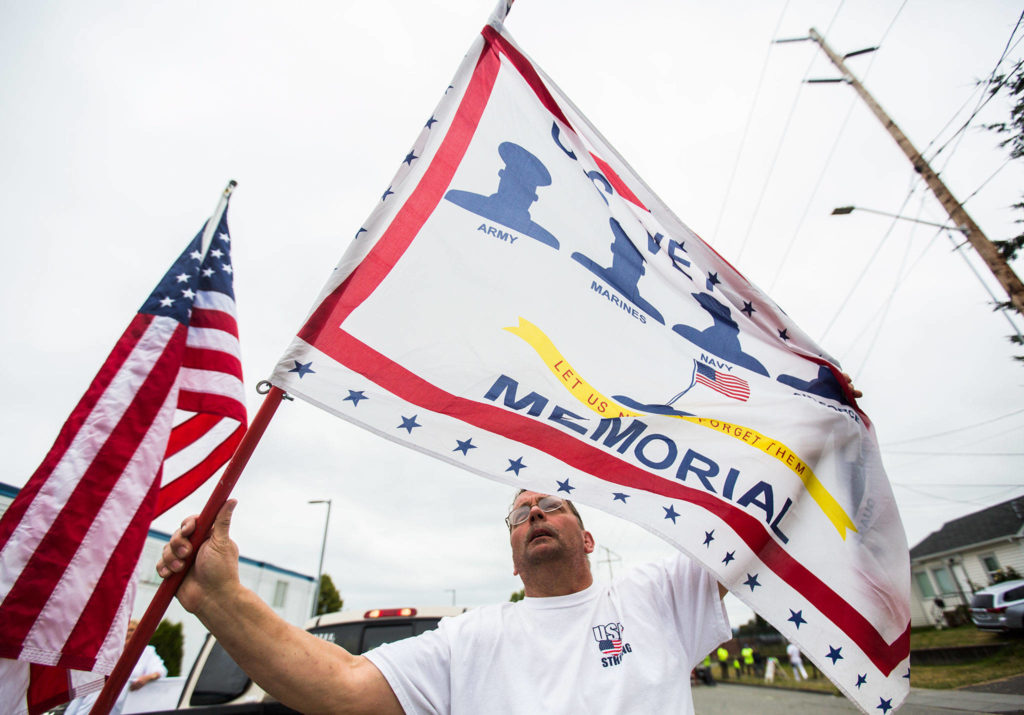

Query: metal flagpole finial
[[201, 181, 237, 256]]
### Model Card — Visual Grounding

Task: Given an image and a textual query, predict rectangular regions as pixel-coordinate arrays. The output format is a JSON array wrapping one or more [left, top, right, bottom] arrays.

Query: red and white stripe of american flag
[[0, 202, 246, 714], [159, 285, 247, 513]]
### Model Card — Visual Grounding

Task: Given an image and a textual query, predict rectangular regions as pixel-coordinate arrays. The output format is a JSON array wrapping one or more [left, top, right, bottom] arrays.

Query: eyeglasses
[[505, 495, 565, 529]]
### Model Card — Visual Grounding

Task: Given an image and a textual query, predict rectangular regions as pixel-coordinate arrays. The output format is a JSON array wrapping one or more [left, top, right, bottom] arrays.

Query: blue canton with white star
[[139, 213, 235, 323]]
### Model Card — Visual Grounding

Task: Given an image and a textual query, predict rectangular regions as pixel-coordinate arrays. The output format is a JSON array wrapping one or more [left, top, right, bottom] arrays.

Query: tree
[[316, 573, 344, 615], [735, 614, 776, 637], [151, 619, 184, 677], [509, 588, 525, 602], [985, 58, 1024, 359], [993, 566, 1022, 584]]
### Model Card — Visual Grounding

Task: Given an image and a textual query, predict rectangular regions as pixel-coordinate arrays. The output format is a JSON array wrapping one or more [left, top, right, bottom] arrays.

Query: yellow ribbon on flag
[[505, 317, 857, 540]]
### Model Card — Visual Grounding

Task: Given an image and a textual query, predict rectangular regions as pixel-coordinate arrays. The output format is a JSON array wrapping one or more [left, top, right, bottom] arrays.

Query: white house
[[0, 482, 316, 678], [908, 494, 1024, 627]]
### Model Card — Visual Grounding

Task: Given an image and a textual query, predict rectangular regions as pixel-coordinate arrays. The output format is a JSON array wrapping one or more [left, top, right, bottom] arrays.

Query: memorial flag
[[270, 8, 909, 712]]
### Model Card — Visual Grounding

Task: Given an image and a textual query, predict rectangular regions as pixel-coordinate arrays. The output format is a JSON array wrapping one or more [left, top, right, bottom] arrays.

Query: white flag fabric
[[270, 13, 910, 714]]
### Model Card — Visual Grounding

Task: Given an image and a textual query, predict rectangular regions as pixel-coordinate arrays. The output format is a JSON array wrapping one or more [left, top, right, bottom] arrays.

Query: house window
[[913, 572, 935, 598], [931, 567, 955, 595], [981, 554, 1001, 581], [273, 580, 288, 608]]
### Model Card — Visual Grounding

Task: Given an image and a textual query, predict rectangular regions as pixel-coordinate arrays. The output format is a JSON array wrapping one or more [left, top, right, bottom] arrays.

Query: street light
[[830, 205, 963, 232], [308, 499, 332, 617], [832, 205, 1023, 342]]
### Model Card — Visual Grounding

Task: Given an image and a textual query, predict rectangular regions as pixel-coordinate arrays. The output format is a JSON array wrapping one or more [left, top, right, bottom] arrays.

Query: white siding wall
[[134, 533, 316, 680], [910, 538, 1024, 627], [0, 487, 312, 679]]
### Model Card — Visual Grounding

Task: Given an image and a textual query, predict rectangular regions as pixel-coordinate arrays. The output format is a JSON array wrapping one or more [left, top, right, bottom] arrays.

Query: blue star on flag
[[398, 415, 421, 433], [382, 186, 394, 201], [826, 646, 843, 665], [453, 438, 476, 455], [903, 668, 910, 679], [855, 674, 867, 689], [425, 116, 437, 128], [741, 301, 755, 317], [787, 610, 806, 629], [743, 573, 761, 591], [663, 505, 680, 524], [403, 151, 418, 165], [778, 328, 790, 341], [706, 272, 720, 291], [556, 478, 574, 494], [722, 551, 735, 565], [343, 390, 367, 406], [506, 457, 526, 476], [703, 530, 715, 547], [877, 698, 893, 714], [612, 492, 629, 503], [289, 361, 315, 378]]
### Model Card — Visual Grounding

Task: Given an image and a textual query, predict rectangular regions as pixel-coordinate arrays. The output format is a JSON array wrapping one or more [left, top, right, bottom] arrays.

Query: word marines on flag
[[269, 8, 910, 714], [0, 183, 246, 715]]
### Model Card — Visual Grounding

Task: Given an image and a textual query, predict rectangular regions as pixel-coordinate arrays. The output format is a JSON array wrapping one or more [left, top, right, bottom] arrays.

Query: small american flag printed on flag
[[694, 362, 750, 402]]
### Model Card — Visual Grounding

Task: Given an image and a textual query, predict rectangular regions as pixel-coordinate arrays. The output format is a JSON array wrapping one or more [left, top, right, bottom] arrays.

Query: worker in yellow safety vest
[[716, 646, 729, 679]]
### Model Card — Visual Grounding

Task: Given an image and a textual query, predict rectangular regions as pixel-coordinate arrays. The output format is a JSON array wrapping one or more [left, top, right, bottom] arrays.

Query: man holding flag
[[164, 1, 907, 712], [159, 490, 732, 713]]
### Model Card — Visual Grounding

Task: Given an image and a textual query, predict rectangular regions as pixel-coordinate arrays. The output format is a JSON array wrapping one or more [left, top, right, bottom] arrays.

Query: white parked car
[[969, 579, 1024, 632]]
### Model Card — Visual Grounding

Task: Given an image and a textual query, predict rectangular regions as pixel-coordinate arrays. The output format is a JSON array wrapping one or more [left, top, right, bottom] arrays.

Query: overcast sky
[[3, 0, 1023, 628]]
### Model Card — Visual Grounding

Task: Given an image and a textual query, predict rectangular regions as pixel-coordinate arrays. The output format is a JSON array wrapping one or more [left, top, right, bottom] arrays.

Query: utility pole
[[806, 27, 1024, 317]]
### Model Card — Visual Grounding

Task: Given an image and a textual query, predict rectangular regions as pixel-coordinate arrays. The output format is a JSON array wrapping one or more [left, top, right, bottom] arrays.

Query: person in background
[[786, 640, 808, 681], [717, 645, 730, 680], [65, 619, 167, 715]]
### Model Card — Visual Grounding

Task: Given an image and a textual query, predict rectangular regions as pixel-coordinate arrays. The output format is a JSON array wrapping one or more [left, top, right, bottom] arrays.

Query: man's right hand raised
[[156, 499, 241, 616]]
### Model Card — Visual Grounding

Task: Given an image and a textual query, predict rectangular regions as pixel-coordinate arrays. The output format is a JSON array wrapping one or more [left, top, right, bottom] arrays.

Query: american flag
[[694, 362, 750, 402], [600, 639, 623, 657], [0, 198, 246, 715]]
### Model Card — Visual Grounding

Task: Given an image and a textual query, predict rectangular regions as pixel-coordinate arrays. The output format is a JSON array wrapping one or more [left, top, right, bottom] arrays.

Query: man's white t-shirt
[[366, 554, 729, 714]]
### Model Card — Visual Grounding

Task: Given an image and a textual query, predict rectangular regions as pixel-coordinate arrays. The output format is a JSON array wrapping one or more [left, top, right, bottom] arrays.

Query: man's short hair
[[510, 488, 585, 529]]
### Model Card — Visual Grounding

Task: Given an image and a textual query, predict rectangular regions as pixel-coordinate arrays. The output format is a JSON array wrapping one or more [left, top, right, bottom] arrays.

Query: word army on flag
[[270, 12, 909, 714], [0, 189, 246, 715]]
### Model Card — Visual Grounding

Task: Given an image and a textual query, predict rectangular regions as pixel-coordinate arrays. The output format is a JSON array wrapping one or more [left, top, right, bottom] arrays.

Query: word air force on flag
[[270, 9, 910, 714], [0, 200, 246, 715]]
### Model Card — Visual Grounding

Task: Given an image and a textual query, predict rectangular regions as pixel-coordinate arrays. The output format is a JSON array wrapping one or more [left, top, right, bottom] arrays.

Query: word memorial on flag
[[0, 199, 246, 715], [270, 10, 910, 714]]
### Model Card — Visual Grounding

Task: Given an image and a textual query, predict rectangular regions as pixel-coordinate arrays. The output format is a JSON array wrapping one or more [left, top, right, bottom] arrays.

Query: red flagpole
[[90, 385, 287, 715]]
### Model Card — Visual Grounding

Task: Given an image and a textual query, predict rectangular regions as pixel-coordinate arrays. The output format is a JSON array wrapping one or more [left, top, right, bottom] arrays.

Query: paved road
[[693, 683, 1024, 714]]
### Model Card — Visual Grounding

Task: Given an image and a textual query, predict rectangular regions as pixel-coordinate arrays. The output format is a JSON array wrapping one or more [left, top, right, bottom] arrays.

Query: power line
[[894, 482, 1013, 507], [893, 483, 1024, 488], [819, 186, 917, 342], [767, 0, 911, 296], [962, 157, 1013, 206], [923, 8, 1024, 168], [881, 407, 1024, 446], [886, 451, 1024, 457], [733, 0, 848, 264], [853, 189, 930, 375], [710, 0, 792, 242]]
